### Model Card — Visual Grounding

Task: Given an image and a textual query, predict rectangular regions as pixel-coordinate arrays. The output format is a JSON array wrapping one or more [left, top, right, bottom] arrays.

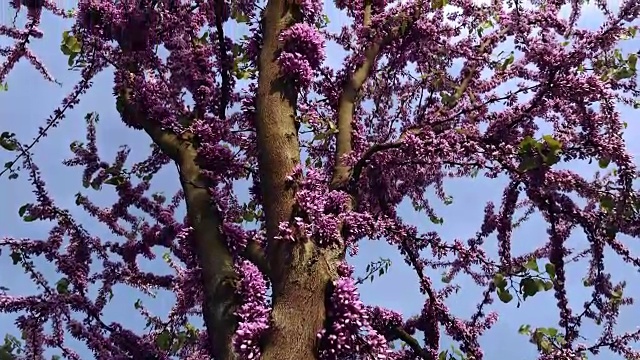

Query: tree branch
[[116, 64, 265, 360], [177, 144, 239, 360], [244, 240, 271, 275], [213, 0, 230, 120], [331, 1, 426, 189], [347, 26, 511, 190], [390, 326, 435, 360]]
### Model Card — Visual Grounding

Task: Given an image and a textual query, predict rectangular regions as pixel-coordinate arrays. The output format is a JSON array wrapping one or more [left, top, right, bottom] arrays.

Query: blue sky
[[1, 1, 639, 359]]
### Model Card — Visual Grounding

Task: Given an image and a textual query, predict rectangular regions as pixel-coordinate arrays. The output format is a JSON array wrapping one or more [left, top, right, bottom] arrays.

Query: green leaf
[[611, 289, 623, 299], [55, 278, 70, 294], [440, 91, 455, 106], [518, 324, 531, 334], [541, 327, 558, 337], [543, 280, 553, 291], [18, 204, 29, 217], [539, 339, 551, 352], [104, 176, 124, 186], [544, 263, 556, 279], [629, 53, 637, 70], [497, 287, 513, 303], [524, 258, 539, 272], [10, 251, 21, 265], [134, 299, 142, 309], [600, 195, 615, 211], [90, 180, 101, 190], [500, 52, 515, 71], [0, 139, 18, 151], [231, 9, 249, 23], [613, 68, 635, 80], [542, 152, 560, 166], [542, 135, 562, 152], [8, 173, 18, 180], [493, 273, 508, 289], [22, 214, 37, 222], [313, 132, 327, 141], [68, 53, 77, 67], [438, 350, 448, 360], [155, 330, 172, 351], [518, 136, 538, 153], [429, 215, 444, 224], [520, 278, 539, 299], [431, 0, 448, 9], [598, 157, 611, 168], [0, 348, 14, 360], [481, 20, 493, 29], [242, 211, 255, 222]]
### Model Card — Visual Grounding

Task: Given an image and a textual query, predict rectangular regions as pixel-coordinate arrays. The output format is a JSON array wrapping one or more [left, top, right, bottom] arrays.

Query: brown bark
[[177, 142, 239, 360], [331, 0, 377, 190], [253, 0, 336, 359], [117, 73, 268, 360], [254, 0, 301, 263], [262, 243, 343, 360]]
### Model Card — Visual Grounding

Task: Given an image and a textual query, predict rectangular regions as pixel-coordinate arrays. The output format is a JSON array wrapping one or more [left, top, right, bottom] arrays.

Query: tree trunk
[[261, 243, 340, 360], [253, 0, 345, 358]]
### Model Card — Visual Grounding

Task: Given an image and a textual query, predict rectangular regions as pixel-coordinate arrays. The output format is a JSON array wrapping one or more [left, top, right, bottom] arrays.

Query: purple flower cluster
[[318, 276, 390, 359], [233, 261, 270, 360], [366, 306, 403, 339], [298, 0, 324, 23], [278, 23, 325, 87], [277, 168, 386, 255]]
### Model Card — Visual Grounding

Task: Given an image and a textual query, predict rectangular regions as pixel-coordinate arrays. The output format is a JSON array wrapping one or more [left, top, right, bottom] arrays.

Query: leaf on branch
[[500, 52, 515, 71], [155, 330, 172, 351], [0, 132, 18, 151], [17, 204, 29, 217], [55, 278, 70, 294], [497, 287, 513, 303], [493, 273, 508, 289], [431, 0, 448, 9], [598, 157, 611, 168], [104, 176, 125, 186]]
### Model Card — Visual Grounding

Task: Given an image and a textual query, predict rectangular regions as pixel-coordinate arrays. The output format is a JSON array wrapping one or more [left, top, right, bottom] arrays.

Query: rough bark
[[117, 70, 268, 360], [253, 0, 336, 359], [331, 0, 377, 189], [177, 142, 239, 360]]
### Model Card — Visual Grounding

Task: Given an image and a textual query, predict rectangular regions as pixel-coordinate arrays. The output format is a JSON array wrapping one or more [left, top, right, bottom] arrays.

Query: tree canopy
[[1, 0, 640, 359]]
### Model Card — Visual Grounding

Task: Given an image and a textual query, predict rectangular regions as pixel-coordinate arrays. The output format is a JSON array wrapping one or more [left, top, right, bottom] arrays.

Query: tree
[[1, 0, 640, 359]]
